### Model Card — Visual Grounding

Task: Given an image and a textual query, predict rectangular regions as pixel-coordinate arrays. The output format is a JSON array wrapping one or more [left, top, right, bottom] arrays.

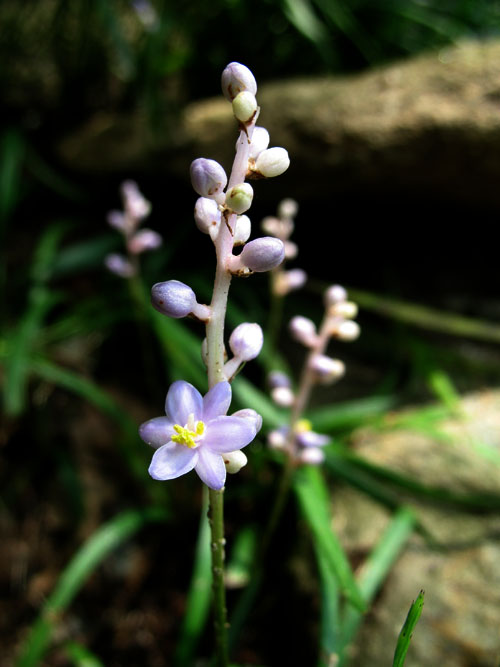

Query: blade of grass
[[16, 507, 168, 667], [338, 507, 416, 665], [294, 465, 365, 612], [63, 641, 105, 667], [307, 394, 396, 433], [392, 590, 425, 667], [175, 488, 212, 666], [316, 544, 341, 667]]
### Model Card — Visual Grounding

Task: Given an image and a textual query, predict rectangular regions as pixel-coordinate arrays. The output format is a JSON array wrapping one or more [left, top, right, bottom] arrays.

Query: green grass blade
[[307, 394, 396, 433], [175, 489, 212, 666], [16, 508, 168, 667], [63, 641, 105, 667], [316, 544, 341, 666], [392, 590, 425, 667], [338, 507, 416, 665], [294, 466, 364, 611]]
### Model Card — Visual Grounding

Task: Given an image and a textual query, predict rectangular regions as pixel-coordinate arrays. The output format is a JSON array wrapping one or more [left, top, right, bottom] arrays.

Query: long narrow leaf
[[294, 466, 364, 611], [17, 508, 168, 667], [392, 590, 425, 667]]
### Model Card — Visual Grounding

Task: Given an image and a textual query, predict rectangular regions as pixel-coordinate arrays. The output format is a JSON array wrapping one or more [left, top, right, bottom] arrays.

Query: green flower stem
[[207, 487, 229, 667]]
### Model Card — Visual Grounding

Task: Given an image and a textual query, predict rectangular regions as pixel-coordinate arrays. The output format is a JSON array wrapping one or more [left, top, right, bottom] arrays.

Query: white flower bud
[[128, 229, 162, 254], [226, 183, 254, 214], [289, 316, 318, 347], [229, 322, 263, 361], [255, 147, 290, 178], [190, 158, 227, 199], [233, 215, 251, 246], [232, 91, 258, 123], [232, 408, 263, 434], [268, 428, 288, 450], [223, 450, 248, 474], [248, 126, 270, 159], [278, 198, 298, 219], [330, 301, 358, 319], [194, 197, 221, 238], [152, 280, 196, 318], [300, 447, 325, 465], [105, 253, 135, 278], [336, 320, 361, 341], [325, 284, 347, 306], [271, 386, 295, 407], [107, 210, 126, 231], [284, 240, 298, 260], [221, 62, 257, 102], [274, 269, 307, 296], [239, 237, 285, 272], [309, 355, 345, 383]]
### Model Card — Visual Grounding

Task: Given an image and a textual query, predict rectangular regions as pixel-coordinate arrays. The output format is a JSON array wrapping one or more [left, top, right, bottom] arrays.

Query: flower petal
[[296, 431, 330, 447], [165, 380, 203, 425], [195, 448, 226, 490], [203, 416, 256, 453], [203, 381, 232, 421], [149, 441, 198, 480], [139, 417, 175, 449]]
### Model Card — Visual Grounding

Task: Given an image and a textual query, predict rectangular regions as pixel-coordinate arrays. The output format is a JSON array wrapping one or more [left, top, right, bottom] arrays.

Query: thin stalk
[[204, 119, 256, 666]]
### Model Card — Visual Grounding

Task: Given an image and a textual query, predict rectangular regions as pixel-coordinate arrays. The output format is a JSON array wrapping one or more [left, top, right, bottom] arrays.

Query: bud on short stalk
[[278, 198, 299, 220], [335, 320, 361, 341], [221, 62, 257, 102], [254, 147, 290, 178], [248, 126, 270, 159], [223, 450, 248, 474], [228, 237, 285, 274], [325, 284, 348, 306], [309, 354, 345, 384], [190, 158, 227, 200], [194, 197, 221, 239], [274, 268, 307, 296], [128, 229, 163, 254], [151, 280, 210, 321], [224, 322, 263, 378], [233, 215, 251, 246], [105, 253, 135, 278], [289, 316, 318, 347]]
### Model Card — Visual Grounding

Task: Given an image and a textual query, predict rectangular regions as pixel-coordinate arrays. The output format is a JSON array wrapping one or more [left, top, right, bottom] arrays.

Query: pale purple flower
[[139, 380, 258, 490]]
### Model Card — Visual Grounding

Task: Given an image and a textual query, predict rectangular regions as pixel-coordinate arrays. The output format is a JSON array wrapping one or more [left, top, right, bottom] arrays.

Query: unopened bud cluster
[[267, 285, 360, 465], [105, 180, 162, 278], [261, 199, 306, 297]]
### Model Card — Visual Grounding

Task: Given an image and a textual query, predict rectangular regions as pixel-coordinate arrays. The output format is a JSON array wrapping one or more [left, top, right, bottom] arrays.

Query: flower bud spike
[[152, 280, 210, 321], [190, 158, 227, 199], [221, 62, 257, 102]]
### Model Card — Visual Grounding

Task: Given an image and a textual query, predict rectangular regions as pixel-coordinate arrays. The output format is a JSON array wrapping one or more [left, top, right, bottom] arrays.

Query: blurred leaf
[[16, 507, 168, 667], [316, 544, 341, 666], [338, 507, 416, 665], [175, 488, 212, 666], [308, 394, 396, 433], [63, 641, 104, 667], [426, 368, 460, 411], [294, 465, 364, 611], [225, 524, 258, 589], [50, 234, 119, 278], [392, 590, 425, 667], [0, 128, 25, 224], [348, 287, 500, 343]]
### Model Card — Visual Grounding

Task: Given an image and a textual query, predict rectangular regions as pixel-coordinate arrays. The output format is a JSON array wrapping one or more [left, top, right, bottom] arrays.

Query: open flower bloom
[[139, 380, 258, 490]]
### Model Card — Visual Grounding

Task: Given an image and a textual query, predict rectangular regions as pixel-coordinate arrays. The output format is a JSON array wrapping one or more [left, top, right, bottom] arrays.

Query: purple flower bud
[[296, 431, 330, 448], [309, 354, 345, 383], [268, 371, 291, 389], [190, 158, 227, 199], [107, 210, 126, 231], [229, 322, 263, 361], [105, 253, 135, 278], [232, 91, 258, 123], [194, 197, 221, 237], [151, 280, 196, 318], [325, 284, 347, 306], [231, 408, 263, 434], [221, 62, 257, 102], [128, 229, 162, 254], [121, 180, 151, 220], [239, 237, 285, 272], [289, 316, 318, 347], [249, 126, 270, 159], [225, 183, 254, 214], [274, 268, 307, 296], [268, 427, 289, 450], [255, 147, 290, 178]]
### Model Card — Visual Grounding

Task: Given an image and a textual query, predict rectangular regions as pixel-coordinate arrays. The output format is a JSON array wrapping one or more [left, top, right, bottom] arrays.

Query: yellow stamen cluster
[[172, 418, 205, 448], [294, 418, 312, 434]]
